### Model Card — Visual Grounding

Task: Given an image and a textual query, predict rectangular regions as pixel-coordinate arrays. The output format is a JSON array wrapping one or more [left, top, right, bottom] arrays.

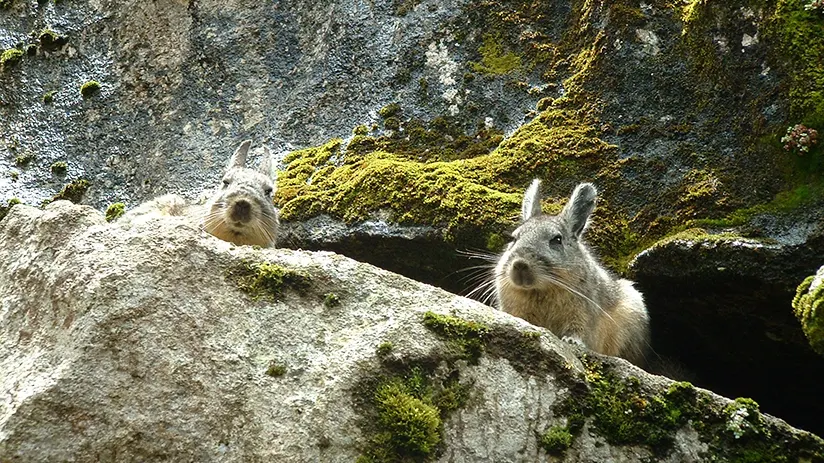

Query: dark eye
[[222, 178, 230, 188], [264, 187, 273, 196], [550, 235, 562, 245]]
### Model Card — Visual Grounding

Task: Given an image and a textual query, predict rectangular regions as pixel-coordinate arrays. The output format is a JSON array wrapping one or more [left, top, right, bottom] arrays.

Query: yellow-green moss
[[1, 48, 23, 67], [50, 161, 67, 175], [265, 360, 287, 377], [42, 90, 57, 104], [470, 34, 522, 75], [0, 198, 21, 222], [323, 292, 341, 308], [792, 272, 824, 357], [105, 202, 125, 222], [52, 179, 90, 203], [38, 29, 68, 50], [558, 358, 824, 461], [540, 425, 574, 455], [80, 80, 101, 98], [229, 261, 310, 301], [14, 152, 34, 167], [422, 311, 489, 363], [376, 341, 394, 356], [276, 105, 611, 246]]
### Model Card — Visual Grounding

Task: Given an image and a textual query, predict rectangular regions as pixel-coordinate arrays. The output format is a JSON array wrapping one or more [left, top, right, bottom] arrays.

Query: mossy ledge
[[51, 179, 90, 204], [792, 270, 824, 357], [556, 357, 824, 461], [227, 261, 311, 301], [0, 198, 22, 222]]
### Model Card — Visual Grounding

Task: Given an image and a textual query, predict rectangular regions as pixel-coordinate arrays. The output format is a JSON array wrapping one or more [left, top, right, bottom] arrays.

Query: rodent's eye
[[264, 187, 273, 196], [550, 235, 563, 245], [222, 178, 230, 188]]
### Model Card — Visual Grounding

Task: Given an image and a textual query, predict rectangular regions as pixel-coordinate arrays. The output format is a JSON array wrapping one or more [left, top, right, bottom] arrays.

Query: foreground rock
[[1, 201, 823, 462]]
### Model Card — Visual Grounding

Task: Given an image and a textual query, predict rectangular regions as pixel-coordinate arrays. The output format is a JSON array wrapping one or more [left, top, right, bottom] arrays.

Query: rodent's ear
[[227, 140, 252, 170], [521, 179, 543, 222], [562, 182, 597, 238], [259, 146, 275, 180]]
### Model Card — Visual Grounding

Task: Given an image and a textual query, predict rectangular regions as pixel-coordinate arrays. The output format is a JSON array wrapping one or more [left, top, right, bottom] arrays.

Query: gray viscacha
[[494, 180, 650, 366], [119, 140, 279, 248]]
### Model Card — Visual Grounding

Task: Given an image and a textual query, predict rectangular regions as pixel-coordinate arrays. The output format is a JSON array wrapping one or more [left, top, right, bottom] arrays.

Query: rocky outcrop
[[2, 201, 823, 462]]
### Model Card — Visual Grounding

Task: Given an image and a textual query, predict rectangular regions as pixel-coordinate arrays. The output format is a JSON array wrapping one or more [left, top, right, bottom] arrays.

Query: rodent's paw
[[562, 335, 586, 348]]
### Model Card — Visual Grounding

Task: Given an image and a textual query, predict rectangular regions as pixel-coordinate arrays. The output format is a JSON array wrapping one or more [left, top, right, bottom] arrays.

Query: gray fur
[[120, 140, 279, 248], [494, 180, 650, 366]]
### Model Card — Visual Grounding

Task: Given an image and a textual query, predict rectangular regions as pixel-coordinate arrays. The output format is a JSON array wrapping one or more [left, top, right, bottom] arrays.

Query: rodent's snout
[[509, 258, 536, 288], [229, 199, 253, 223]]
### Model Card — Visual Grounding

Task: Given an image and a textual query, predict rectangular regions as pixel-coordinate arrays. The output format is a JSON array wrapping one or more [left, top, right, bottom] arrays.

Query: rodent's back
[[494, 180, 650, 366]]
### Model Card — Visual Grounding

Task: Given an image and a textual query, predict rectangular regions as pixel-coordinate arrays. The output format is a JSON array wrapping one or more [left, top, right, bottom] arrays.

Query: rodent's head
[[203, 140, 279, 247], [496, 180, 597, 291]]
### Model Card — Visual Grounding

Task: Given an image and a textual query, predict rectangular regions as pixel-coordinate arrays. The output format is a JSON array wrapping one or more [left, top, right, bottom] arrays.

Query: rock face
[[2, 202, 823, 462], [3, 0, 824, 453]]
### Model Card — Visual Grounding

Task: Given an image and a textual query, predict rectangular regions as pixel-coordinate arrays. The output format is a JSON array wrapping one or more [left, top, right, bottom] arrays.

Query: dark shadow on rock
[[630, 231, 824, 437]]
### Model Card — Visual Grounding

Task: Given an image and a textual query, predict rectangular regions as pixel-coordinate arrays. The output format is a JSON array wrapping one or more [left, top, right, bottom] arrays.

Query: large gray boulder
[[1, 201, 822, 462]]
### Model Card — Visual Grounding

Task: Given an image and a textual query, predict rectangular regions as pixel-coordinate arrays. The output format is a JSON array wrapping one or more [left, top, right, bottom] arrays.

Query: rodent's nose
[[510, 258, 535, 288], [230, 199, 252, 223]]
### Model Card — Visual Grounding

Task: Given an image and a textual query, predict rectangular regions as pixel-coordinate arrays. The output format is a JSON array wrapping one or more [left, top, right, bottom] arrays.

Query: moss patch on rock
[[52, 179, 90, 203], [422, 311, 489, 364], [557, 357, 824, 460], [80, 80, 101, 98], [539, 425, 574, 455], [792, 269, 824, 357], [0, 198, 21, 222], [228, 261, 310, 301], [356, 362, 471, 463], [105, 202, 125, 222], [1, 48, 23, 67]]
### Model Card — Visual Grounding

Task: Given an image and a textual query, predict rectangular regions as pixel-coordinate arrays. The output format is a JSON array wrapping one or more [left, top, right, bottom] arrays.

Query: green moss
[[80, 80, 101, 98], [383, 117, 401, 131], [0, 0, 14, 9], [105, 202, 125, 222], [422, 311, 489, 363], [1, 48, 23, 67], [353, 125, 369, 136], [557, 357, 824, 460], [358, 365, 472, 463], [540, 425, 573, 455], [38, 29, 68, 50], [229, 261, 311, 301], [323, 292, 341, 308], [0, 198, 21, 222], [470, 34, 522, 75], [51, 179, 89, 203], [485, 232, 506, 252], [376, 341, 394, 356], [276, 105, 608, 246], [265, 360, 287, 377], [50, 161, 67, 175], [378, 103, 401, 119], [14, 152, 34, 167], [42, 90, 57, 104], [792, 272, 824, 357]]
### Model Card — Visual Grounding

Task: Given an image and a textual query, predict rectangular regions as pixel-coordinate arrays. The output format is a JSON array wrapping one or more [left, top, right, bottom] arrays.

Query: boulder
[[1, 201, 823, 462]]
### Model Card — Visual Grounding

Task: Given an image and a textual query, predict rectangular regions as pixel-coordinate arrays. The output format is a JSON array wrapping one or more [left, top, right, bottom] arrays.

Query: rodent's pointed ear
[[562, 182, 597, 238], [521, 179, 543, 222], [227, 140, 252, 169], [259, 146, 275, 180]]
